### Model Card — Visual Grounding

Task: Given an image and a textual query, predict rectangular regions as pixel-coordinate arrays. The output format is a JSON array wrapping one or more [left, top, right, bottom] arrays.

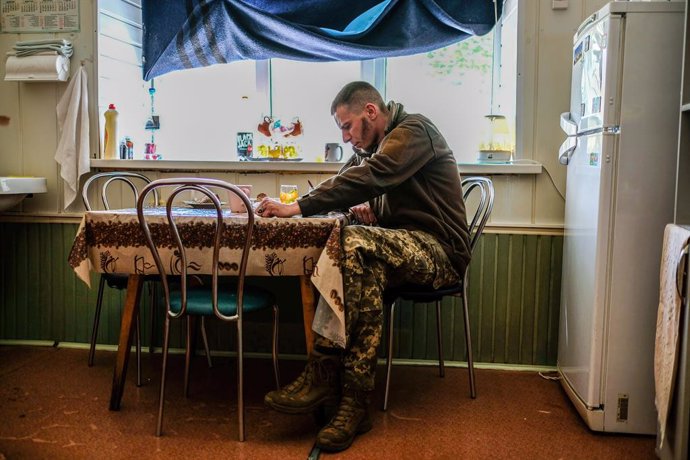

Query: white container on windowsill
[[478, 150, 512, 162]]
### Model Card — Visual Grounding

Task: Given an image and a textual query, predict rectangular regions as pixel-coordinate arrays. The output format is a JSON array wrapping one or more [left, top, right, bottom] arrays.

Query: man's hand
[[255, 197, 301, 218], [349, 203, 377, 226]]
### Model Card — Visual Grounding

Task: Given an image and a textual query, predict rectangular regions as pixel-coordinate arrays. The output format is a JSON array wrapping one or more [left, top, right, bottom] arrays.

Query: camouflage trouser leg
[[315, 225, 460, 392]]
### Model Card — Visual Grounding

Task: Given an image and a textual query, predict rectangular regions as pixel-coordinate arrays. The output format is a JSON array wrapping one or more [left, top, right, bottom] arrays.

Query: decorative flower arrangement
[[256, 116, 303, 159]]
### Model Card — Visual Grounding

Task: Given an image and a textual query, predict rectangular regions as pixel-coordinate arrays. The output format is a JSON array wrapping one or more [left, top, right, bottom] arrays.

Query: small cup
[[325, 143, 343, 162], [280, 184, 299, 204], [229, 185, 252, 213]]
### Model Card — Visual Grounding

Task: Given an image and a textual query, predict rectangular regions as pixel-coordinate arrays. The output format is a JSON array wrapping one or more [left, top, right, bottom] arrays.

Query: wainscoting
[[0, 223, 562, 366]]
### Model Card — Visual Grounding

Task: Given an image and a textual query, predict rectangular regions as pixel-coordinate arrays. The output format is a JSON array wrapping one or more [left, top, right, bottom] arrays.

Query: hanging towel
[[54, 66, 90, 209], [655, 223, 690, 448]]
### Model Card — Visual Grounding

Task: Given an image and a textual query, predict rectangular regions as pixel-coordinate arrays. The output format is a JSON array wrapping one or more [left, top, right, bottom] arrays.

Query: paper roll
[[4, 54, 70, 82]]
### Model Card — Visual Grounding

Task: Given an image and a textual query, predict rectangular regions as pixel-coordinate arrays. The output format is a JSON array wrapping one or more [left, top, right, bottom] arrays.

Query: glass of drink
[[280, 185, 299, 204]]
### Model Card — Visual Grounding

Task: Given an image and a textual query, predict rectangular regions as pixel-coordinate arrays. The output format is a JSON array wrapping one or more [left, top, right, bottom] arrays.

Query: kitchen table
[[68, 207, 348, 410]]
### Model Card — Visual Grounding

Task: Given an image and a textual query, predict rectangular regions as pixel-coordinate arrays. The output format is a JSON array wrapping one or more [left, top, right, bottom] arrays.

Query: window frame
[[93, 0, 534, 173]]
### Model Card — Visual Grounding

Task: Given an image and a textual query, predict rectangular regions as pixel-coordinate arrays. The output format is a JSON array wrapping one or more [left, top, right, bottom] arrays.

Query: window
[[266, 59, 360, 161], [386, 34, 496, 163], [97, 1, 516, 164], [149, 61, 257, 161]]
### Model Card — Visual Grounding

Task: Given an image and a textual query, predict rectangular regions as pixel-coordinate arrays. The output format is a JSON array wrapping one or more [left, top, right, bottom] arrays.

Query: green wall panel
[[0, 223, 563, 366], [391, 233, 563, 366]]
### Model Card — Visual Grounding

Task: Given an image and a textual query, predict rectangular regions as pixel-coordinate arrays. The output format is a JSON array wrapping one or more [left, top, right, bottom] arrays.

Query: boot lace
[[282, 357, 335, 393], [329, 394, 361, 431]]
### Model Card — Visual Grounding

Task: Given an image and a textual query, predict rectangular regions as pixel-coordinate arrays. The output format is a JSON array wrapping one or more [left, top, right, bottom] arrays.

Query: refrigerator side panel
[[603, 9, 683, 435]]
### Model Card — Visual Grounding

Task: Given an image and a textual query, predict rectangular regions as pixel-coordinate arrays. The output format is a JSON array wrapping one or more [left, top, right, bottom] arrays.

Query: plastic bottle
[[103, 104, 118, 159]]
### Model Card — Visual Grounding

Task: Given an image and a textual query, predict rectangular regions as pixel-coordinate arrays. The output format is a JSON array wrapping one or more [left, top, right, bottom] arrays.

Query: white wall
[[0, 0, 612, 226]]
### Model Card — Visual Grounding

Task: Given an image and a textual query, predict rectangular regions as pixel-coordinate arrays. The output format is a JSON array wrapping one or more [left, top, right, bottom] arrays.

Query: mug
[[258, 116, 273, 137], [325, 143, 343, 162], [228, 185, 252, 213]]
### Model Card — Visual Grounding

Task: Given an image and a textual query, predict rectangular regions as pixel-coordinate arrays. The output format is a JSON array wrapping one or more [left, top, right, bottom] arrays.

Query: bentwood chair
[[82, 172, 214, 382], [81, 172, 159, 386], [382, 177, 494, 410], [137, 178, 280, 441]]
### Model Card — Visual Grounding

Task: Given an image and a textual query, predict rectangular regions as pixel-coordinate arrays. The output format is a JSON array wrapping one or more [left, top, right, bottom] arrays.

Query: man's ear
[[364, 102, 379, 120]]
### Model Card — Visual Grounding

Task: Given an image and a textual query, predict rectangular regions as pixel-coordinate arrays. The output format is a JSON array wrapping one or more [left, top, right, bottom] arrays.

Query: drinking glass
[[280, 185, 299, 204]]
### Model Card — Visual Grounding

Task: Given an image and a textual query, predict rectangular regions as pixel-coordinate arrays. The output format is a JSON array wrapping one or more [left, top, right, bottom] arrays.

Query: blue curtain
[[142, 0, 503, 80]]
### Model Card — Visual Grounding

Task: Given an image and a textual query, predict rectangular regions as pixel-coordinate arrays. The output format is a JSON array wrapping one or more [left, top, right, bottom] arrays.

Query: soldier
[[256, 81, 471, 452]]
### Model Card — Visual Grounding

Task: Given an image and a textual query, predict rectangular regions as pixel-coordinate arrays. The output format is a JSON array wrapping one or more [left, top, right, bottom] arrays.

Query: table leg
[[299, 275, 318, 356], [109, 274, 144, 411]]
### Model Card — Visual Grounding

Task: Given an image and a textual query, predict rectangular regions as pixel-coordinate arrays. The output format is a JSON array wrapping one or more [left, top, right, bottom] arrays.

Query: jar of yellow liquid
[[280, 185, 299, 204], [283, 143, 297, 158], [268, 143, 282, 159]]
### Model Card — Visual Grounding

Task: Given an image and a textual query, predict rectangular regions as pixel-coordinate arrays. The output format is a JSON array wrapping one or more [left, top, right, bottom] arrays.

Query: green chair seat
[[170, 285, 275, 316]]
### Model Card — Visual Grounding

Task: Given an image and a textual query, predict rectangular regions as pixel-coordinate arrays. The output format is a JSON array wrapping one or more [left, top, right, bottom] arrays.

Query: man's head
[[330, 81, 389, 153]]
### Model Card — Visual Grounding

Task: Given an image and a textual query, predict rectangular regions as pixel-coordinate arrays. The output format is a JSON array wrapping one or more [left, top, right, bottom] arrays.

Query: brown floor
[[0, 346, 655, 460]]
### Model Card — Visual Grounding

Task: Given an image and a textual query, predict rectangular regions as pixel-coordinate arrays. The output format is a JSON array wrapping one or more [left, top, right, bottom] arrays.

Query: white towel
[[54, 66, 90, 209], [655, 223, 690, 448]]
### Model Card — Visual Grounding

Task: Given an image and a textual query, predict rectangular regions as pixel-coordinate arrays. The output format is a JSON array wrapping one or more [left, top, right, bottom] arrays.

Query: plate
[[245, 157, 303, 162], [183, 200, 227, 209]]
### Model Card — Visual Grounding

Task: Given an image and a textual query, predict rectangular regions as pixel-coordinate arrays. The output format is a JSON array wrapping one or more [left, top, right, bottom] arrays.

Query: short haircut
[[330, 81, 387, 115]]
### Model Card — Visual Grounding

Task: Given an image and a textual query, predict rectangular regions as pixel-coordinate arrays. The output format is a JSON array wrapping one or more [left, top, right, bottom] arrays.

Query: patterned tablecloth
[[68, 207, 348, 346]]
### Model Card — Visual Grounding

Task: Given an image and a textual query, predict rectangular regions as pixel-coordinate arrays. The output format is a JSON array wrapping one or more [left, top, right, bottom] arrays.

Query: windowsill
[[90, 159, 344, 173], [457, 159, 542, 174], [90, 159, 542, 174]]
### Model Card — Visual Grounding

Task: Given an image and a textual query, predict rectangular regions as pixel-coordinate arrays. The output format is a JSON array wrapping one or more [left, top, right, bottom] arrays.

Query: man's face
[[334, 104, 380, 153]]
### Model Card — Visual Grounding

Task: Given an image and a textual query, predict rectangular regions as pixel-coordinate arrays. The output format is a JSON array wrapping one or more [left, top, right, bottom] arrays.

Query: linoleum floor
[[0, 346, 655, 459]]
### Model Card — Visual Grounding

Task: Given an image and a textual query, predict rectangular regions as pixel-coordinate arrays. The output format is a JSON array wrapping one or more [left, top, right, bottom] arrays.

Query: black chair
[[137, 178, 280, 441], [382, 176, 495, 410]]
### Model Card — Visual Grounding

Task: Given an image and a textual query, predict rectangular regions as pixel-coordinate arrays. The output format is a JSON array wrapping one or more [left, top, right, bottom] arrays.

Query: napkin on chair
[[655, 223, 690, 448], [54, 66, 90, 209]]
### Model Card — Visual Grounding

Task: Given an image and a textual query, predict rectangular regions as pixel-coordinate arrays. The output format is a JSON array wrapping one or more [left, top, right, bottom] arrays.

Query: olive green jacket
[[298, 102, 471, 274]]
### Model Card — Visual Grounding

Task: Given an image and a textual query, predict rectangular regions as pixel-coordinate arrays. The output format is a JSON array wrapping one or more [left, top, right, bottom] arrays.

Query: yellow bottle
[[103, 103, 118, 159]]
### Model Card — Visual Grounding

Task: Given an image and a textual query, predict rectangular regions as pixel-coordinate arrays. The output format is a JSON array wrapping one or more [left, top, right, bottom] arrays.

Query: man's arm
[[256, 198, 301, 218]]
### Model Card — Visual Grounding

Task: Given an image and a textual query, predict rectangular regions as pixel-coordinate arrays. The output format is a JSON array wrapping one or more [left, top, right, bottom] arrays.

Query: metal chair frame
[[382, 176, 495, 410], [137, 178, 280, 441], [82, 172, 162, 386]]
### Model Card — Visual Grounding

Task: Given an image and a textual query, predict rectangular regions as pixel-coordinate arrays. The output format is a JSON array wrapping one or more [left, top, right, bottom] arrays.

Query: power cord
[[541, 164, 566, 201], [538, 371, 561, 381], [503, 159, 565, 201]]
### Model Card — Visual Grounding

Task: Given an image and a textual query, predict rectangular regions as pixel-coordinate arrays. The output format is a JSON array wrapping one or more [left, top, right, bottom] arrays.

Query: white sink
[[0, 177, 48, 211]]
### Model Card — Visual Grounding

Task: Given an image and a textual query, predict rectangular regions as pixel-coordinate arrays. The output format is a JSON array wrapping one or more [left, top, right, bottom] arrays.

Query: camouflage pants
[[315, 225, 459, 391]]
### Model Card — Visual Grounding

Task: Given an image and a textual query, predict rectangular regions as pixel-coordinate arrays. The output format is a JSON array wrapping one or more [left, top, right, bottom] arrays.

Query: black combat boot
[[315, 388, 372, 452], [264, 354, 340, 414]]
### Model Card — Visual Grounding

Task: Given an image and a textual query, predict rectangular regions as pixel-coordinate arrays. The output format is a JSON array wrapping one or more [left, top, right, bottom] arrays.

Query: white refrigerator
[[557, 1, 683, 434]]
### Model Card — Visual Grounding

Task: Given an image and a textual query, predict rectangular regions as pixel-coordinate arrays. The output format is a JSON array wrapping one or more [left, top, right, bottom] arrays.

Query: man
[[256, 81, 471, 452]]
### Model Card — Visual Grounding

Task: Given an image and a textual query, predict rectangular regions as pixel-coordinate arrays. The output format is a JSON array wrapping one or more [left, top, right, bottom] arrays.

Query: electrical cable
[[538, 371, 562, 381], [541, 163, 566, 201]]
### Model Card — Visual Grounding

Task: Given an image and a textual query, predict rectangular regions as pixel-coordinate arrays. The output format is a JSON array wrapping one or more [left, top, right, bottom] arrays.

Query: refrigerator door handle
[[559, 136, 577, 165], [560, 112, 578, 136]]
